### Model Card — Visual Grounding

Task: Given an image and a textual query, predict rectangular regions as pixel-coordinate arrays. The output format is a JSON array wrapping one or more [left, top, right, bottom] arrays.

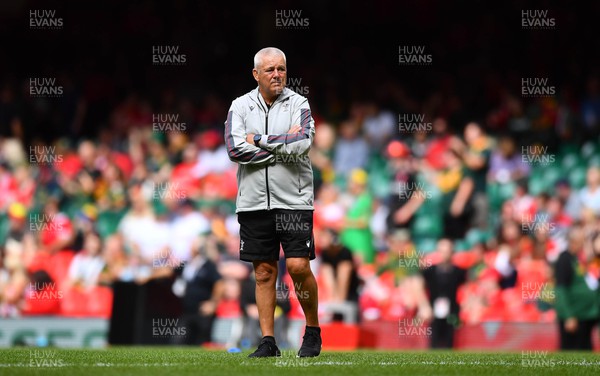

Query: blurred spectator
[[340, 169, 375, 265], [314, 183, 345, 231], [173, 237, 224, 345], [554, 227, 600, 350], [508, 182, 536, 223], [71, 204, 98, 252], [192, 130, 232, 179], [67, 231, 105, 290], [423, 117, 459, 170], [362, 102, 396, 150], [386, 140, 423, 233], [457, 122, 492, 229], [98, 234, 129, 283], [579, 166, 600, 216], [581, 76, 600, 139], [422, 239, 467, 348], [38, 197, 75, 254], [309, 123, 336, 191], [436, 149, 474, 239], [488, 135, 530, 184], [117, 185, 165, 261], [169, 199, 210, 264], [333, 121, 369, 180], [318, 228, 360, 313], [555, 179, 582, 221], [493, 244, 518, 289]]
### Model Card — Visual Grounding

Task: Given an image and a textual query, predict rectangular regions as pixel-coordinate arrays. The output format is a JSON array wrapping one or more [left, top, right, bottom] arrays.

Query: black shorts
[[237, 209, 315, 262]]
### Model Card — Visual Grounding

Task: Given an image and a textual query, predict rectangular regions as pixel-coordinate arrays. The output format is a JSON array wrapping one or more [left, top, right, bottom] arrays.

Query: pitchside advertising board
[[0, 318, 108, 348]]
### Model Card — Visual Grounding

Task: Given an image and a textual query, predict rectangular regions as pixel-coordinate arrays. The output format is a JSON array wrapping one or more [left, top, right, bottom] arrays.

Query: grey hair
[[253, 47, 286, 69]]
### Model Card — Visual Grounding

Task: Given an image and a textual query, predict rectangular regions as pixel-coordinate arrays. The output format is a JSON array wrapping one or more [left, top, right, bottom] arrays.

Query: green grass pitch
[[1, 347, 599, 375]]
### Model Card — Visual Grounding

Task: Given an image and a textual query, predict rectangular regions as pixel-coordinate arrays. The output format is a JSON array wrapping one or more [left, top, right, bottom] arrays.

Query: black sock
[[305, 326, 321, 333], [262, 335, 276, 343]]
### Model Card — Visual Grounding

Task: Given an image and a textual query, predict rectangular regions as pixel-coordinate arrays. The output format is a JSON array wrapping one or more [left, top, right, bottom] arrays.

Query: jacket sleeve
[[257, 99, 315, 156], [224, 100, 274, 166]]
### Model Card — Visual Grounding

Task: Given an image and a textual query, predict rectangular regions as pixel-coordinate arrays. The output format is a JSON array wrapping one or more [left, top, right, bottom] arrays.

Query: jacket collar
[[249, 86, 292, 108]]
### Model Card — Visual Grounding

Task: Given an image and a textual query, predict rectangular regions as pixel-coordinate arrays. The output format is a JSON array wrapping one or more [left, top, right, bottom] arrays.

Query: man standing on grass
[[224, 47, 321, 357]]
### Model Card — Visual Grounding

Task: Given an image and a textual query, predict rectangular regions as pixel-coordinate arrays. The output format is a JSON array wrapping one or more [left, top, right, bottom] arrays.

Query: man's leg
[[286, 257, 319, 327], [287, 257, 321, 357], [252, 260, 278, 337]]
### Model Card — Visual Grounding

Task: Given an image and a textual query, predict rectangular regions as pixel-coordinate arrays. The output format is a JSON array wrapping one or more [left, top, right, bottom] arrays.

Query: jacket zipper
[[265, 107, 271, 210], [256, 93, 290, 210]]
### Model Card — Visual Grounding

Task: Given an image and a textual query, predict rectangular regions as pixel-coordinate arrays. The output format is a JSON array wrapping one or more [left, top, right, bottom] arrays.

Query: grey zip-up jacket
[[224, 87, 315, 213]]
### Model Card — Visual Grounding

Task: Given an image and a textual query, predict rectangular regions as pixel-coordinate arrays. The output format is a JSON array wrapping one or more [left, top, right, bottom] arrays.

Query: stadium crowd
[[1, 0, 599, 350], [1, 72, 600, 349]]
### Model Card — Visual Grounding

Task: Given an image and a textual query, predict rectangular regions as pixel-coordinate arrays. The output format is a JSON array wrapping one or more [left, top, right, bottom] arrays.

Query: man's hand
[[247, 125, 300, 144], [288, 125, 301, 134]]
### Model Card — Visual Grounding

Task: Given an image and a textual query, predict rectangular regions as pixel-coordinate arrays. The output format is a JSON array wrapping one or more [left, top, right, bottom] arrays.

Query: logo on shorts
[[306, 239, 311, 248], [240, 239, 245, 251]]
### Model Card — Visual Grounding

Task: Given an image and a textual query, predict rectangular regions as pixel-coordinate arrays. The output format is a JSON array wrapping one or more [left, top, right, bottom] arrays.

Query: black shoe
[[297, 327, 322, 357], [248, 337, 281, 358]]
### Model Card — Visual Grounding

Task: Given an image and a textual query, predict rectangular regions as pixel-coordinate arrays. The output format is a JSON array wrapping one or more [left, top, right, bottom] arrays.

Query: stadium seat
[[561, 152, 581, 171], [48, 250, 76, 290], [59, 288, 89, 317], [568, 166, 587, 189], [411, 215, 442, 239], [413, 238, 438, 253], [581, 141, 598, 160], [86, 286, 113, 318], [320, 322, 360, 350]]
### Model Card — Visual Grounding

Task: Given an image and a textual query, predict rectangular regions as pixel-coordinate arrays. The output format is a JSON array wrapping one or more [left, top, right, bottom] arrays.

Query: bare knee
[[253, 261, 277, 285], [286, 258, 310, 278]]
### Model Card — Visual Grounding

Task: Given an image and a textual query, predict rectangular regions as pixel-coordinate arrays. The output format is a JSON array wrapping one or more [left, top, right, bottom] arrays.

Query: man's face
[[253, 53, 286, 100]]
